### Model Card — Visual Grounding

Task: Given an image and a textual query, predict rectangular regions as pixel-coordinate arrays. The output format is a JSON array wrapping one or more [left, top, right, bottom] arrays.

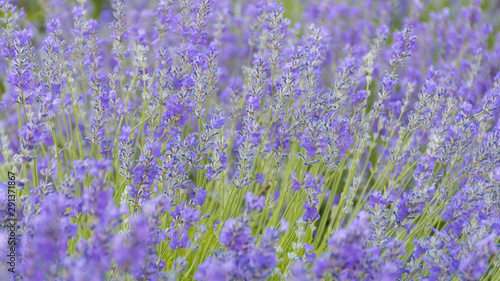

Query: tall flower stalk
[[0, 0, 499, 280]]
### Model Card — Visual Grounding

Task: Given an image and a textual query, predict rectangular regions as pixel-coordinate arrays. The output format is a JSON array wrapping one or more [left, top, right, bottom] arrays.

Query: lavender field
[[1, 0, 500, 280]]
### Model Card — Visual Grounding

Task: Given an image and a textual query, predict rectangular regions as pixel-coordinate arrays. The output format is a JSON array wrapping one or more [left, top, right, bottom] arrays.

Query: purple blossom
[[244, 191, 265, 212], [2, 0, 500, 280], [219, 218, 254, 251]]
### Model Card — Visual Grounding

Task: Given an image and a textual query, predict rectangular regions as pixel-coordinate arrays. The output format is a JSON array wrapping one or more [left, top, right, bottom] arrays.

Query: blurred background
[[14, 0, 500, 26], [8, 0, 500, 51], [10, 0, 499, 53], [17, 0, 305, 22]]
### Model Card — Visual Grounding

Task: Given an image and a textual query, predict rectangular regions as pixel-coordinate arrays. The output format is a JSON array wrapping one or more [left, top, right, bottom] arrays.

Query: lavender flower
[[0, 0, 499, 280]]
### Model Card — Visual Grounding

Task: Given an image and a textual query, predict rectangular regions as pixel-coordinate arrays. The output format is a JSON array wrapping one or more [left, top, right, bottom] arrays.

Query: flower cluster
[[1, 0, 499, 280]]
